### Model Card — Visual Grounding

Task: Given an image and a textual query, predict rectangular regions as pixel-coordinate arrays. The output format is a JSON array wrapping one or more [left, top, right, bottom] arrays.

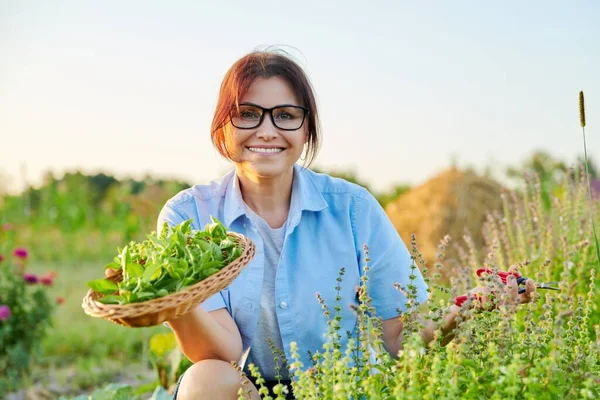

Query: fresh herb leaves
[[86, 217, 242, 304]]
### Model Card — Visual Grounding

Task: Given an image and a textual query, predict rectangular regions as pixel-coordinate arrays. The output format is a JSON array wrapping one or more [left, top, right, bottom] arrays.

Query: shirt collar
[[223, 163, 328, 227]]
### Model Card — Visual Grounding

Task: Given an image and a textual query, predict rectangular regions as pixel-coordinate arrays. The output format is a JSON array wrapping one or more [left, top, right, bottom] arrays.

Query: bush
[[0, 223, 60, 392]]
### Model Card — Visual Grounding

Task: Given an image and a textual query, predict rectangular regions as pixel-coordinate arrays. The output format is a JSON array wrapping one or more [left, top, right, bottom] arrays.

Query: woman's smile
[[246, 146, 286, 156]]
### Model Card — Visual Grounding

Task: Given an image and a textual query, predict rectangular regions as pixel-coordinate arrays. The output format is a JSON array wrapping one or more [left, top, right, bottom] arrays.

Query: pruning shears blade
[[518, 281, 561, 294], [536, 281, 560, 291]]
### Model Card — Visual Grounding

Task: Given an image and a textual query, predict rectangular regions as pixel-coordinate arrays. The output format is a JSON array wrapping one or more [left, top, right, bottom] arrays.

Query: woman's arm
[[382, 273, 536, 357], [168, 307, 243, 364]]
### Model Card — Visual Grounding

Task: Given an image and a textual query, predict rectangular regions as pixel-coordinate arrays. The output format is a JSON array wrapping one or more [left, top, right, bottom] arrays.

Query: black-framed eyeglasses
[[230, 103, 309, 131]]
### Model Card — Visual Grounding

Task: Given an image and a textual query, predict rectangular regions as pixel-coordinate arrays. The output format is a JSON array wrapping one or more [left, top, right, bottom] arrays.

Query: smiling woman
[[210, 51, 321, 170], [153, 47, 534, 400]]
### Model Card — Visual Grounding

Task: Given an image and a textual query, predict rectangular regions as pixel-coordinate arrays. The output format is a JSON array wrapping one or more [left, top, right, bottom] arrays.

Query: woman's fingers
[[463, 268, 537, 310], [476, 286, 499, 310], [506, 275, 519, 304], [505, 265, 536, 304], [519, 278, 536, 304]]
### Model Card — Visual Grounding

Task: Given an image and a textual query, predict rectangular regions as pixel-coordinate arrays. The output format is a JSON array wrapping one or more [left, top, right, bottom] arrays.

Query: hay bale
[[385, 167, 506, 279]]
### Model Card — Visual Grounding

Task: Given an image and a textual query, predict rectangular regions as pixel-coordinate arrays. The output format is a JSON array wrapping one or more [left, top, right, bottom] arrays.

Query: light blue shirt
[[157, 163, 429, 375]]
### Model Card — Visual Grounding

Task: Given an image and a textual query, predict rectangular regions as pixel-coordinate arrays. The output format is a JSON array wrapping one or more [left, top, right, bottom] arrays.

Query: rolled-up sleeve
[[351, 189, 429, 320], [156, 203, 228, 315]]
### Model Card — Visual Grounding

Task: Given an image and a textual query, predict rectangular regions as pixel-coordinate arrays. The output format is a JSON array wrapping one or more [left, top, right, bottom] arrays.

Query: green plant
[[86, 217, 243, 304], [0, 224, 60, 392], [62, 383, 136, 400], [147, 332, 192, 391], [579, 90, 600, 271]]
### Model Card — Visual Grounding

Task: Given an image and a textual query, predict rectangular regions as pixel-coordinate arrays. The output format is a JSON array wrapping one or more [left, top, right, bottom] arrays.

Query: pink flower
[[40, 275, 54, 286], [14, 248, 28, 259], [0, 305, 10, 321], [23, 273, 38, 284], [2, 223, 13, 231]]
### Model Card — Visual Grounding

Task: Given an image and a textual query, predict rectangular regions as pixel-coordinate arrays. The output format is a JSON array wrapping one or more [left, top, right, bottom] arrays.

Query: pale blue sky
[[1, 1, 599, 194]]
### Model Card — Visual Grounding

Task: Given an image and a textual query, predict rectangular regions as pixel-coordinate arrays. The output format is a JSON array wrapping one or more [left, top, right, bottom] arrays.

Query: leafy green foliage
[[0, 231, 57, 392], [0, 169, 191, 262], [86, 217, 243, 305], [147, 332, 192, 391], [61, 384, 172, 400], [62, 383, 135, 400]]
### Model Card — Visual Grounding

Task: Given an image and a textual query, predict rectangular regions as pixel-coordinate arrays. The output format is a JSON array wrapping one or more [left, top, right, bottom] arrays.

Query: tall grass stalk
[[579, 90, 600, 271]]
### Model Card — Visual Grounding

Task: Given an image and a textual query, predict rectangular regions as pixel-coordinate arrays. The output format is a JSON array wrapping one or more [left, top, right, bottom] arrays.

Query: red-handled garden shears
[[454, 268, 560, 307]]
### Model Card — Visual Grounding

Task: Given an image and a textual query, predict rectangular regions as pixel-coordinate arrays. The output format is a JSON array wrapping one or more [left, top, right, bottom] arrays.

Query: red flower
[[40, 271, 57, 286], [0, 254, 4, 263], [56, 296, 65, 305], [40, 275, 54, 286], [23, 273, 38, 284], [14, 248, 28, 259]]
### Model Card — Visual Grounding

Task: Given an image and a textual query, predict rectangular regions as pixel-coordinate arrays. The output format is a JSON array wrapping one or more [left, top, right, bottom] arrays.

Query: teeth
[[248, 147, 283, 154]]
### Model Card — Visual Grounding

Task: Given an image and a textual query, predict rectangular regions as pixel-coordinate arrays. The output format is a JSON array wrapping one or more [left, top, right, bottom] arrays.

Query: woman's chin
[[241, 160, 294, 178]]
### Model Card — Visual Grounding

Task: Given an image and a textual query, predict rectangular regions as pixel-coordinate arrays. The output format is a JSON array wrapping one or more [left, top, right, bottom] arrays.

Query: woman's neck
[[235, 167, 294, 228]]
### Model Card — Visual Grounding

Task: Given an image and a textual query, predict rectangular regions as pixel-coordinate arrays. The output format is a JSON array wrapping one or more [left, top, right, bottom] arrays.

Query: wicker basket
[[81, 231, 255, 328]]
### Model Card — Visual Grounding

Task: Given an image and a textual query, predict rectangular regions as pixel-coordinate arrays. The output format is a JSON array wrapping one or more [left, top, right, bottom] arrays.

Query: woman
[[143, 49, 535, 399]]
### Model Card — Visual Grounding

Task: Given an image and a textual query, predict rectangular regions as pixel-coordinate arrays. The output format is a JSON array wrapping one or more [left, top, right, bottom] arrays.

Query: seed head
[[579, 91, 586, 128]]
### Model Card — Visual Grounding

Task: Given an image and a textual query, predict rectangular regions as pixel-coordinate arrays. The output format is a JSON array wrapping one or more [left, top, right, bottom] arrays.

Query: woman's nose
[[255, 115, 279, 140]]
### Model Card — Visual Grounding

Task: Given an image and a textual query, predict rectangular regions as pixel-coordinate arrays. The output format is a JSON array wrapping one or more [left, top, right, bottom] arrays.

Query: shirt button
[[280, 301, 288, 309]]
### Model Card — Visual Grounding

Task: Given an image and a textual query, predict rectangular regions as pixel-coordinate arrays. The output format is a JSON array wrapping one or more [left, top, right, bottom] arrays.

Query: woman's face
[[225, 76, 308, 180]]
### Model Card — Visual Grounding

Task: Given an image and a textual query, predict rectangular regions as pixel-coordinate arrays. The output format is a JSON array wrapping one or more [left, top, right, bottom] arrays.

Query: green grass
[[23, 260, 163, 393]]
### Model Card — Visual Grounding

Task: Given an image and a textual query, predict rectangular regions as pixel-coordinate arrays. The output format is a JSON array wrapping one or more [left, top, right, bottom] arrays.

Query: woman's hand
[[463, 265, 536, 311]]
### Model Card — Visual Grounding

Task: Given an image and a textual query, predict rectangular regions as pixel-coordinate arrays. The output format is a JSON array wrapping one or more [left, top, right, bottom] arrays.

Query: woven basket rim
[[81, 231, 253, 318]]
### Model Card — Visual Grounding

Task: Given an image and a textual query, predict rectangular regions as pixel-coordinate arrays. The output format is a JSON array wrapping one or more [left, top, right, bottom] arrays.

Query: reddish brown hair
[[210, 49, 321, 167]]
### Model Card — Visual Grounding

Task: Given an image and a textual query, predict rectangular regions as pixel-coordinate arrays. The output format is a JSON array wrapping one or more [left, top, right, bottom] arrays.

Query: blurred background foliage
[[1, 150, 597, 264]]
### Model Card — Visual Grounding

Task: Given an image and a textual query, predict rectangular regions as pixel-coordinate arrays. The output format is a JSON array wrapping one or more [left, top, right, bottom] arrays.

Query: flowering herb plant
[[0, 224, 60, 392], [86, 217, 243, 305]]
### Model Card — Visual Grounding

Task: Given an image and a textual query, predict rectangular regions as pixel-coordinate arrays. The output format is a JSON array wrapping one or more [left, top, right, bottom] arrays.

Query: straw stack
[[385, 167, 505, 282]]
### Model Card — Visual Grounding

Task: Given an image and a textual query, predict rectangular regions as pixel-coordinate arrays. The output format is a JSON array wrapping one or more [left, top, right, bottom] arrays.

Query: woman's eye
[[275, 112, 294, 120], [240, 111, 259, 119]]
